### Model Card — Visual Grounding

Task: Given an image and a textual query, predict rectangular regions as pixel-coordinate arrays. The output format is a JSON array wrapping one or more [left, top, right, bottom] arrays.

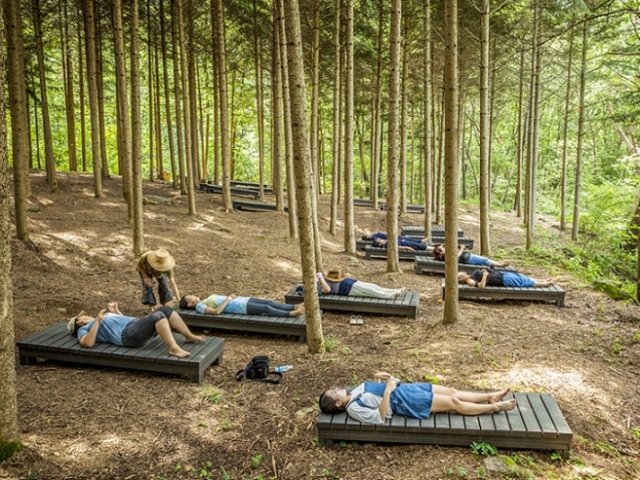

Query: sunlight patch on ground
[[488, 367, 597, 397], [274, 259, 302, 278]]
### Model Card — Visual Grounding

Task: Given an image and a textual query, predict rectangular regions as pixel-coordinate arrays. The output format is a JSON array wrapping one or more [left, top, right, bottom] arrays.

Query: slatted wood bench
[[415, 257, 517, 276], [357, 238, 436, 252], [364, 245, 429, 261], [359, 238, 474, 252], [317, 392, 572, 457], [379, 202, 425, 214], [443, 279, 566, 307], [353, 198, 381, 208], [402, 225, 464, 237], [231, 200, 289, 212], [199, 183, 261, 199], [229, 180, 273, 194], [175, 307, 306, 342], [16, 322, 224, 382], [284, 286, 419, 319]]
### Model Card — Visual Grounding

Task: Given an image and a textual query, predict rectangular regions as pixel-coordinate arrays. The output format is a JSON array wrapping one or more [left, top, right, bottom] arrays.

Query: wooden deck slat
[[176, 307, 307, 341], [317, 392, 572, 454], [17, 323, 224, 382], [401, 225, 464, 237], [199, 183, 261, 199], [284, 286, 419, 318], [444, 279, 566, 306], [231, 200, 289, 212]]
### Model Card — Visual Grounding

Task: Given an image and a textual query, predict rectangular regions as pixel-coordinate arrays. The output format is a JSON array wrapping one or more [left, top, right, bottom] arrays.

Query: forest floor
[[1, 171, 639, 480]]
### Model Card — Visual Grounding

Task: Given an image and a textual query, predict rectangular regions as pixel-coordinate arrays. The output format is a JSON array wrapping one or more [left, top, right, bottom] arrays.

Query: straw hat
[[325, 267, 345, 282], [147, 248, 175, 272], [67, 310, 86, 335]]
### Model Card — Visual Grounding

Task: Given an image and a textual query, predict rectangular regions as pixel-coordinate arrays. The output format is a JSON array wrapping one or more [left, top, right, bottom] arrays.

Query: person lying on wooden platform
[[372, 236, 431, 251], [433, 244, 509, 268], [361, 232, 427, 243], [68, 302, 205, 358], [317, 267, 405, 299], [179, 294, 305, 317], [319, 371, 516, 424], [458, 269, 555, 288]]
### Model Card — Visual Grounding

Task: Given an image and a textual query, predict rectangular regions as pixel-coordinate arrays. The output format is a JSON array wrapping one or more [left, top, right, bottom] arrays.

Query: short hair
[[179, 296, 191, 310], [318, 391, 346, 414], [433, 244, 445, 261], [72, 320, 81, 338], [361, 235, 372, 241]]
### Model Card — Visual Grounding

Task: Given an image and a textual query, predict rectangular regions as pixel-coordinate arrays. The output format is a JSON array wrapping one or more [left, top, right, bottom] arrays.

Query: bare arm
[[202, 295, 236, 315], [456, 245, 465, 258], [477, 270, 489, 289], [378, 380, 397, 421], [317, 274, 331, 294], [168, 276, 180, 302], [78, 309, 107, 348]]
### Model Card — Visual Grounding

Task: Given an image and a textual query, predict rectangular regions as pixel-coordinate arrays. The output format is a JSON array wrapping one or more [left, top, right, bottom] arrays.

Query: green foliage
[[251, 454, 263, 469], [323, 334, 341, 353], [447, 465, 468, 477], [0, 440, 24, 462], [470, 441, 498, 457]]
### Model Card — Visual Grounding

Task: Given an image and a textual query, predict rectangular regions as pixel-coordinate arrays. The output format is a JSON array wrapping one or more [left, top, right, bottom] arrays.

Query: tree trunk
[[213, 0, 232, 210], [277, 0, 298, 238], [159, 0, 177, 187], [61, 0, 78, 172], [5, 0, 31, 240], [310, 0, 321, 195], [0, 1, 20, 450], [271, 4, 284, 210], [560, 26, 575, 231], [130, 0, 144, 254], [96, 27, 109, 178], [343, 0, 355, 253], [399, 0, 409, 216], [422, 0, 432, 240], [371, 0, 384, 208], [479, 0, 490, 255], [179, 0, 196, 214], [82, 0, 103, 196], [253, 0, 266, 197], [78, 25, 88, 172], [113, 0, 133, 221], [385, 0, 401, 273], [514, 47, 525, 217], [283, 0, 324, 354], [572, 20, 588, 241], [443, 0, 459, 324], [329, 0, 341, 236], [32, 0, 58, 190], [147, 0, 155, 182], [171, 0, 186, 194], [187, 0, 199, 187]]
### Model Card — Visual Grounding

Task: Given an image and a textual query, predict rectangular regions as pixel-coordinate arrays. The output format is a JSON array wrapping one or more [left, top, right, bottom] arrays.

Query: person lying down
[[180, 294, 304, 317]]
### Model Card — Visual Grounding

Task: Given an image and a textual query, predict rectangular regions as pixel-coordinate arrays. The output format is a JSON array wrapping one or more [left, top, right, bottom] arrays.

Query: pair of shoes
[[349, 315, 364, 325]]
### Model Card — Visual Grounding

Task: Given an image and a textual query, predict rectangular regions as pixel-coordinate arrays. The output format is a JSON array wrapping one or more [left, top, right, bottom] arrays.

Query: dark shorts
[[121, 306, 174, 347]]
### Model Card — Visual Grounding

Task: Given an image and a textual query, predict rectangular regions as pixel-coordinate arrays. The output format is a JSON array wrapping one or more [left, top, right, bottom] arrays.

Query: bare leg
[[489, 260, 510, 267], [430, 392, 517, 416], [533, 278, 555, 287], [154, 318, 191, 358], [291, 304, 305, 316], [167, 311, 206, 343], [432, 385, 513, 405]]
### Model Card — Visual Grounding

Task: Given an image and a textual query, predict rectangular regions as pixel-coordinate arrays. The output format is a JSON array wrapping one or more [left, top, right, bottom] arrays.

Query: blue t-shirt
[[322, 278, 357, 296], [196, 294, 250, 314], [77, 314, 136, 347]]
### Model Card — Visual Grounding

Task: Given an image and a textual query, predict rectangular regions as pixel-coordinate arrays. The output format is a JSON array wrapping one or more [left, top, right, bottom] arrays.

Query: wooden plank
[[401, 225, 464, 237], [199, 183, 260, 199], [318, 392, 572, 453], [415, 257, 516, 276], [176, 307, 306, 341], [379, 202, 425, 214], [231, 200, 289, 212], [284, 286, 419, 318], [16, 323, 224, 383], [447, 279, 566, 307]]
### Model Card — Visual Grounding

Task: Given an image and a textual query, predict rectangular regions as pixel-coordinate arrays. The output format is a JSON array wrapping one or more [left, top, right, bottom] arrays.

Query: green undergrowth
[[0, 440, 24, 462]]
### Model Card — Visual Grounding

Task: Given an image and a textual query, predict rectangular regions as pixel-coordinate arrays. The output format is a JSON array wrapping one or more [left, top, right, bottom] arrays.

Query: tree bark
[[32, 0, 58, 190], [422, 0, 432, 240], [479, 0, 490, 255], [271, 3, 284, 210], [283, 0, 324, 354], [443, 0, 459, 324], [82, 0, 103, 196], [253, 0, 266, 197], [179, 0, 196, 214], [329, 0, 341, 235], [385, 0, 401, 273], [4, 0, 31, 240], [310, 0, 321, 195], [572, 20, 588, 241], [514, 47, 525, 217], [343, 0, 355, 253], [130, 0, 144, 255], [560, 26, 575, 231], [399, 0, 409, 216], [171, 0, 186, 195], [159, 0, 177, 187], [0, 0, 20, 448], [78, 24, 88, 172], [61, 0, 78, 172]]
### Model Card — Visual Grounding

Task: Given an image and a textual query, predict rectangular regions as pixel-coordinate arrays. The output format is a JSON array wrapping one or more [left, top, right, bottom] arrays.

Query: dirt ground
[[1, 171, 639, 480]]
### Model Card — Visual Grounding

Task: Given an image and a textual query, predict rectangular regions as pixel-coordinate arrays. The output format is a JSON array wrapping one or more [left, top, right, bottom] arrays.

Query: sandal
[[349, 315, 364, 325]]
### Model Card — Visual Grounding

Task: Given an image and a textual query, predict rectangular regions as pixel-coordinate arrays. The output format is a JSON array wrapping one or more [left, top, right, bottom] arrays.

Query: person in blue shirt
[[319, 371, 516, 424], [433, 244, 510, 268], [371, 236, 431, 251], [179, 294, 304, 317], [317, 267, 405, 299], [458, 269, 555, 288], [67, 302, 205, 358]]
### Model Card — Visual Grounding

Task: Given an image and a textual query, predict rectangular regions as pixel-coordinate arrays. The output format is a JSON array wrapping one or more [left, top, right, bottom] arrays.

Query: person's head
[[179, 295, 201, 309], [372, 238, 387, 247], [361, 234, 372, 241], [319, 388, 349, 414], [433, 244, 445, 260], [67, 311, 93, 337], [458, 272, 470, 283], [324, 267, 346, 283], [147, 248, 175, 273]]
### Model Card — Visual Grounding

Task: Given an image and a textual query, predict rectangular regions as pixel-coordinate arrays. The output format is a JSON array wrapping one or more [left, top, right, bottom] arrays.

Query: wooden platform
[[415, 257, 517, 276], [357, 238, 435, 252], [353, 198, 380, 208], [229, 180, 273, 193], [175, 307, 306, 342], [365, 245, 430, 260], [443, 279, 566, 307], [284, 286, 419, 318], [16, 322, 224, 382], [402, 225, 464, 237], [317, 392, 572, 457], [232, 200, 289, 212], [199, 183, 261, 199], [379, 202, 425, 214], [359, 237, 474, 252]]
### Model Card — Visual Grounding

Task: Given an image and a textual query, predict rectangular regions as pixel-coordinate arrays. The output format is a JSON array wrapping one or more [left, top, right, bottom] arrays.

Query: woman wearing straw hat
[[317, 267, 405, 300], [137, 248, 180, 312]]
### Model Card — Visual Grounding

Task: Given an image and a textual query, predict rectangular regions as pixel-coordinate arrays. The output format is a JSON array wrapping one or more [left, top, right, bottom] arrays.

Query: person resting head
[[319, 371, 517, 424], [317, 267, 405, 299], [433, 244, 510, 267], [179, 294, 304, 317], [372, 236, 429, 251], [457, 269, 555, 289]]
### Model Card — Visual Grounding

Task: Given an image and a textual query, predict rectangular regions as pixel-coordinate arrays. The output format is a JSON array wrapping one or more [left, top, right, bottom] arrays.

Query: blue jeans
[[140, 273, 173, 307], [246, 298, 296, 317], [466, 254, 492, 266], [121, 306, 174, 347]]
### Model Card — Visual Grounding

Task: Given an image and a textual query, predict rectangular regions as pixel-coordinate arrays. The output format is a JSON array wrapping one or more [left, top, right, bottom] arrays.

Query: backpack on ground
[[235, 355, 283, 384]]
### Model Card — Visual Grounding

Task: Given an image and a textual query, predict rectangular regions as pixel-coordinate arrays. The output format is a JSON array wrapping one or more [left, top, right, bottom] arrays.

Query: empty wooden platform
[[284, 286, 419, 318], [229, 180, 273, 193], [199, 183, 261, 199], [232, 200, 289, 212], [175, 307, 306, 342], [443, 279, 566, 307], [17, 322, 224, 382], [353, 199, 381, 208], [379, 202, 425, 214], [415, 257, 517, 276], [402, 225, 463, 237], [318, 392, 572, 457]]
